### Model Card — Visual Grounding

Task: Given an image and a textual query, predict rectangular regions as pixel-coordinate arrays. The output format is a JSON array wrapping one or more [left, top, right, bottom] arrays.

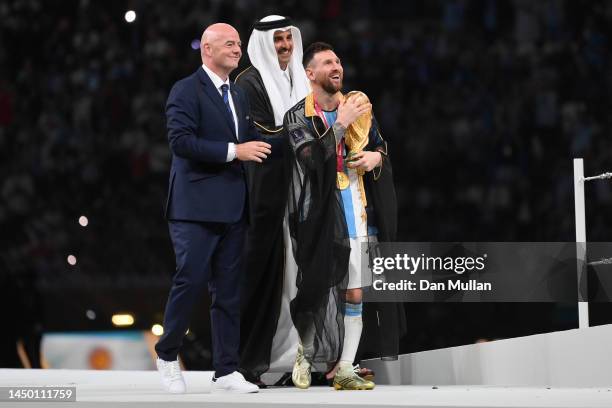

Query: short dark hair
[[302, 42, 334, 68]]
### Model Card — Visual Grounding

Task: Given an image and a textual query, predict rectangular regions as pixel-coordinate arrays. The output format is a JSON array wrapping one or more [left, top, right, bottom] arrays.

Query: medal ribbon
[[313, 94, 344, 173]]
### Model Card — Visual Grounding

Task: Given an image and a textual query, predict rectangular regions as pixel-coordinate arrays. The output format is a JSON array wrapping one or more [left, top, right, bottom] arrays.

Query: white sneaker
[[156, 358, 186, 394], [211, 371, 259, 394]]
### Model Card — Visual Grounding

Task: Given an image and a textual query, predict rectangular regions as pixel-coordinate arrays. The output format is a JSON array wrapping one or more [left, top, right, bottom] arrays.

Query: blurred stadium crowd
[[1, 0, 612, 364]]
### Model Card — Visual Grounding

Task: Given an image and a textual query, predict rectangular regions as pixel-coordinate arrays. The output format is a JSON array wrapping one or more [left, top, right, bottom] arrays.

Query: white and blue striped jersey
[[322, 110, 378, 239]]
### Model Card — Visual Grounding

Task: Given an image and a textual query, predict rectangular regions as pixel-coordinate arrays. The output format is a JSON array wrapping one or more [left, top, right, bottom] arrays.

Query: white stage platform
[[365, 324, 612, 388], [1, 368, 611, 407]]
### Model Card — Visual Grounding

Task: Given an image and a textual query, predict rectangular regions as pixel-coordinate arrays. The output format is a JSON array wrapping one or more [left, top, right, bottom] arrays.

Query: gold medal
[[337, 171, 350, 190]]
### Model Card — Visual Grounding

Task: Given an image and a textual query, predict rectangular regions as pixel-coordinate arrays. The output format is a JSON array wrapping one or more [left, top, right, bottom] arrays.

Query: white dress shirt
[[201, 64, 239, 162]]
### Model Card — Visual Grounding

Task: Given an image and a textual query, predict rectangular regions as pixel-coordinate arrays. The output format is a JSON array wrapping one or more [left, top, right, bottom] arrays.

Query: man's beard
[[321, 76, 342, 94]]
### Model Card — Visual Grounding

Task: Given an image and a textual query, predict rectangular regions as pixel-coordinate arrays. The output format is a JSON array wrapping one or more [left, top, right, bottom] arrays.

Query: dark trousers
[[155, 218, 245, 378]]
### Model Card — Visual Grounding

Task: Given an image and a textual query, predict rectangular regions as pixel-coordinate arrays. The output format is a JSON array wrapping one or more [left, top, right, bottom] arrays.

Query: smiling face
[[305, 49, 343, 94], [273, 29, 293, 70], [200, 23, 242, 78]]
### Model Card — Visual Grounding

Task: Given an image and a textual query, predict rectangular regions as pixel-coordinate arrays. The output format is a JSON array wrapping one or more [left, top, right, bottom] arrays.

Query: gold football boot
[[333, 363, 375, 390], [353, 364, 375, 382], [292, 343, 312, 389]]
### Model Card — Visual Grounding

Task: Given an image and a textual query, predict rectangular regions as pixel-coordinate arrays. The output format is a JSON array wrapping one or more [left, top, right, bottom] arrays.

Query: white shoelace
[[296, 355, 311, 374]]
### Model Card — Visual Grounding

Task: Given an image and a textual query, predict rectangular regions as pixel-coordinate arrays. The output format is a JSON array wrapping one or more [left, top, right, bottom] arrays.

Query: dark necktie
[[220, 84, 236, 135]]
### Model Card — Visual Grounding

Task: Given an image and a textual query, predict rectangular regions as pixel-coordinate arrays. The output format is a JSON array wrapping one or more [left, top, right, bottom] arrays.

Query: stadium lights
[[67, 255, 77, 266], [112, 314, 134, 327], [151, 324, 164, 336], [124, 10, 136, 23], [79, 215, 89, 227]]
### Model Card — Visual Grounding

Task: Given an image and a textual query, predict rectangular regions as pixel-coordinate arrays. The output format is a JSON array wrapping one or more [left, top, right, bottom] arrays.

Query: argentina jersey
[[322, 110, 378, 239]]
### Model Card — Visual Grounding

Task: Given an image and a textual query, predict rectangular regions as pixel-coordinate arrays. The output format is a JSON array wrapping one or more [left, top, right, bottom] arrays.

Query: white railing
[[573, 158, 612, 328]]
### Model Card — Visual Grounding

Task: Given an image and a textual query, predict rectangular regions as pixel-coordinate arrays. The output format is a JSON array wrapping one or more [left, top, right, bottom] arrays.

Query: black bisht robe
[[283, 94, 406, 364], [235, 66, 288, 377]]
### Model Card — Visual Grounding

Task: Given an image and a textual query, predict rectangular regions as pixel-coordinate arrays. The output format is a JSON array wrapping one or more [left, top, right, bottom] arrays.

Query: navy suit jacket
[[164, 67, 260, 223]]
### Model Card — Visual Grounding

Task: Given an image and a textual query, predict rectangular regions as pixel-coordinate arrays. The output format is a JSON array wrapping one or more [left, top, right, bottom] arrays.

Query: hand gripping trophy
[[342, 91, 372, 219]]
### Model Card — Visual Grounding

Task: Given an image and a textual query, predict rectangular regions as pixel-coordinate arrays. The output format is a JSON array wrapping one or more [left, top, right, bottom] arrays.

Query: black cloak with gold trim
[[235, 66, 288, 378], [283, 93, 406, 364]]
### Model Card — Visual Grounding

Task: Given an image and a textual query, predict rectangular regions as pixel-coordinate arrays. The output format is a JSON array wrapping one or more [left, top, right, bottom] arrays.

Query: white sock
[[339, 302, 363, 369]]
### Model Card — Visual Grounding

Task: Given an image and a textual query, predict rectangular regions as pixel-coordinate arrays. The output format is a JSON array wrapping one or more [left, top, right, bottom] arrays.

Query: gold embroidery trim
[[253, 121, 283, 134], [234, 66, 252, 83]]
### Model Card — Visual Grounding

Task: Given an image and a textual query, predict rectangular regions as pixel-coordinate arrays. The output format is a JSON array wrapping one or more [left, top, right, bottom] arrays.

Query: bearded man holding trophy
[[283, 42, 403, 390]]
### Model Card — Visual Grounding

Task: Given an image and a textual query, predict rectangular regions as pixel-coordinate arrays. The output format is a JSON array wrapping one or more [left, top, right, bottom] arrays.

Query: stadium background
[[1, 0, 611, 369]]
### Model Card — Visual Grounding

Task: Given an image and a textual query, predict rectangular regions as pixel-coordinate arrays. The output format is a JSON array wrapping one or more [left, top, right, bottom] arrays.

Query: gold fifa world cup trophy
[[341, 91, 372, 216]]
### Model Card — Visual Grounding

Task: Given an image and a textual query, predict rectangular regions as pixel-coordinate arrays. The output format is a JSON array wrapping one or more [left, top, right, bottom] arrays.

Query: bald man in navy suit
[[155, 23, 271, 394]]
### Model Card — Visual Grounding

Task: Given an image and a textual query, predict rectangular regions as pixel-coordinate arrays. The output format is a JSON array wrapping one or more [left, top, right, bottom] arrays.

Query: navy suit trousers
[[155, 217, 245, 378]]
